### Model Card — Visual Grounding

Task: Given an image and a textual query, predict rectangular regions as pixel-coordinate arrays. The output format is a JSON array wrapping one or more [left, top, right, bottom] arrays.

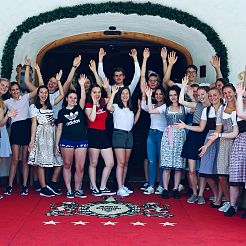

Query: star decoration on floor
[[159, 222, 176, 227], [72, 221, 89, 225], [101, 221, 118, 226], [43, 220, 60, 225], [131, 221, 146, 226]]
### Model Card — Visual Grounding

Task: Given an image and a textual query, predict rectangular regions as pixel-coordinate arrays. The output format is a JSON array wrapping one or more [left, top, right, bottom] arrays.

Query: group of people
[[0, 48, 245, 218]]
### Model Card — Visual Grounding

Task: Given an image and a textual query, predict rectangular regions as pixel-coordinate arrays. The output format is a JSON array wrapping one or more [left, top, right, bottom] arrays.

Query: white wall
[[0, 0, 246, 82]]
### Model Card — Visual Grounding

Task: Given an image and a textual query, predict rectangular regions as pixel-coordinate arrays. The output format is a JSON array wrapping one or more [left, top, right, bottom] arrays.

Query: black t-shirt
[[58, 105, 87, 141]]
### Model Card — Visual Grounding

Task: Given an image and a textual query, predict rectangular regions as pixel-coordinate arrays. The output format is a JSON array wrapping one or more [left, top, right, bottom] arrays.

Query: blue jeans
[[147, 129, 163, 187]]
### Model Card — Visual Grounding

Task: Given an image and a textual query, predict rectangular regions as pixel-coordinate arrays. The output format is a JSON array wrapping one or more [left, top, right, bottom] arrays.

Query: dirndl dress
[[229, 120, 246, 186], [160, 106, 186, 169], [28, 107, 63, 167], [0, 126, 11, 157]]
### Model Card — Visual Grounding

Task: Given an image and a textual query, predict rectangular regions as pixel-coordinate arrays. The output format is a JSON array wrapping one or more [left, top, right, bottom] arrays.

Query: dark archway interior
[[41, 38, 188, 182]]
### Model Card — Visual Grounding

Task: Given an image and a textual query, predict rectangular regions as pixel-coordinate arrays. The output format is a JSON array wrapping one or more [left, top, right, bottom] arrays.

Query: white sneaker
[[117, 187, 129, 197], [218, 202, 230, 212], [154, 185, 164, 194], [123, 185, 133, 194], [144, 186, 154, 195], [178, 184, 185, 192]]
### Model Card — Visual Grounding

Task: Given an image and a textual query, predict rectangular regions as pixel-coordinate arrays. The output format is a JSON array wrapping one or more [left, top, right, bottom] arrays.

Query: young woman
[[141, 86, 166, 195], [106, 86, 137, 196], [56, 75, 88, 198], [208, 84, 238, 213], [28, 78, 64, 197], [179, 75, 210, 203], [176, 87, 223, 204], [0, 78, 16, 199], [3, 81, 38, 196], [223, 82, 246, 216], [147, 86, 187, 198], [85, 84, 115, 196]]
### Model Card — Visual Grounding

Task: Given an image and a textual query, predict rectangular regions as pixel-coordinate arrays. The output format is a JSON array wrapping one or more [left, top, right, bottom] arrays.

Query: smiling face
[[208, 88, 220, 105], [215, 80, 224, 94], [186, 68, 197, 83], [38, 87, 49, 103], [120, 88, 130, 103], [47, 77, 58, 93], [66, 92, 78, 107], [113, 71, 125, 85], [10, 84, 21, 100], [169, 90, 178, 104], [91, 86, 101, 102], [155, 89, 164, 103], [197, 88, 209, 104], [148, 75, 159, 89], [223, 86, 236, 103], [0, 79, 10, 96]]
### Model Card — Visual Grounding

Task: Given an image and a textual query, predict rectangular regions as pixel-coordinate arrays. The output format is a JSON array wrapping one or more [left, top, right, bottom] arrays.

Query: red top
[[85, 99, 108, 130]]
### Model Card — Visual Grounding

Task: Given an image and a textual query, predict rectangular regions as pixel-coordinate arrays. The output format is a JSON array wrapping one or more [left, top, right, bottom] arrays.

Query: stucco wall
[[0, 0, 246, 81]]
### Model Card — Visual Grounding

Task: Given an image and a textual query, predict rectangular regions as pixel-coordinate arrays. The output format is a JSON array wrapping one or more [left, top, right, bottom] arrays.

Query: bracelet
[[163, 60, 167, 63], [72, 65, 77, 68], [218, 133, 222, 138]]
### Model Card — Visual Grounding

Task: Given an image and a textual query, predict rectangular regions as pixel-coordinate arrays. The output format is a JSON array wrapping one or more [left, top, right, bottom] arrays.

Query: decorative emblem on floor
[[46, 196, 174, 218]]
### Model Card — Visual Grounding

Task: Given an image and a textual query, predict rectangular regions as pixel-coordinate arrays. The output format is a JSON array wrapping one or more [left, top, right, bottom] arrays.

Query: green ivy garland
[[1, 1, 229, 79]]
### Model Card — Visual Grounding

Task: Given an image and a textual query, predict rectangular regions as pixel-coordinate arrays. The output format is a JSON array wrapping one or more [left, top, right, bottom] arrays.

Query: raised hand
[[145, 86, 152, 98], [102, 77, 110, 90], [99, 48, 106, 61], [129, 48, 137, 59], [168, 51, 178, 65], [161, 47, 167, 60], [235, 82, 245, 95], [24, 56, 31, 66], [111, 84, 119, 94], [32, 62, 40, 71], [91, 94, 98, 105], [78, 74, 87, 87], [73, 55, 81, 68], [56, 70, 63, 81], [89, 60, 97, 73], [182, 75, 189, 86], [210, 55, 220, 69], [143, 48, 150, 59]]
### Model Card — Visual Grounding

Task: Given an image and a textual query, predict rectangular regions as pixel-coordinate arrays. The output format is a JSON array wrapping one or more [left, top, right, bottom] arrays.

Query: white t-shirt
[[112, 104, 134, 131], [4, 93, 30, 123], [216, 109, 237, 126], [49, 90, 63, 120], [141, 101, 167, 132]]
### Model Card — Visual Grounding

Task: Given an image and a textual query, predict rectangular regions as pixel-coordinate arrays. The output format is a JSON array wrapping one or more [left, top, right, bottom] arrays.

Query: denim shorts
[[112, 129, 133, 149]]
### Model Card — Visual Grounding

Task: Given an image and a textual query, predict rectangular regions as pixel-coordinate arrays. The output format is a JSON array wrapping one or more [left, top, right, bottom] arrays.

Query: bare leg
[[174, 170, 182, 190], [207, 177, 219, 202], [188, 159, 197, 195], [163, 169, 171, 190], [100, 148, 114, 189], [38, 166, 46, 188], [61, 148, 74, 191], [74, 148, 87, 191], [122, 149, 132, 185], [21, 145, 29, 186], [218, 175, 230, 202], [198, 177, 207, 197], [88, 148, 100, 189], [230, 186, 242, 206], [114, 148, 126, 189], [8, 144, 20, 186]]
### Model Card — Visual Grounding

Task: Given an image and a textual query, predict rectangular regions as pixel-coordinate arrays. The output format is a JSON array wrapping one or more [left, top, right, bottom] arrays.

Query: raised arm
[[140, 48, 150, 93], [210, 55, 223, 79], [145, 87, 160, 114], [54, 70, 65, 105], [128, 48, 140, 94], [161, 47, 168, 90], [134, 99, 142, 125], [63, 55, 81, 95], [85, 94, 97, 122], [98, 48, 107, 81], [24, 56, 37, 92], [106, 85, 119, 112], [179, 75, 197, 109], [235, 82, 246, 119], [163, 51, 178, 87], [101, 77, 111, 100], [78, 74, 87, 109], [89, 60, 103, 87]]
